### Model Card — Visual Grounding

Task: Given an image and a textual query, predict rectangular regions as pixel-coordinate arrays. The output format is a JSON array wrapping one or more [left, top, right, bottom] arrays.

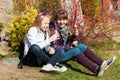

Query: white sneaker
[[97, 60, 107, 76], [41, 64, 60, 72], [105, 56, 116, 70], [55, 63, 67, 72]]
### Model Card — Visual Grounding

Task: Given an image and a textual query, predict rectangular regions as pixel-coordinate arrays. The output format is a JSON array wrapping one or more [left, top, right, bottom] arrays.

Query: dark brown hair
[[55, 10, 68, 20]]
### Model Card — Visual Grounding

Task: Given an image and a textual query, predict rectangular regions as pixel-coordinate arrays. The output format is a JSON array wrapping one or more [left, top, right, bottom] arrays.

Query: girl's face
[[39, 17, 50, 31], [57, 19, 68, 28]]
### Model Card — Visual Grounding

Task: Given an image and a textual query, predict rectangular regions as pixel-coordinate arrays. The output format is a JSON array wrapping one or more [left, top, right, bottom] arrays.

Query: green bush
[[7, 6, 38, 50]]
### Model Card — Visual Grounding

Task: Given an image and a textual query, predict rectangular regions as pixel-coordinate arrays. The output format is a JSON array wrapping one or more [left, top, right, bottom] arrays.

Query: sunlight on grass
[[41, 39, 120, 80]]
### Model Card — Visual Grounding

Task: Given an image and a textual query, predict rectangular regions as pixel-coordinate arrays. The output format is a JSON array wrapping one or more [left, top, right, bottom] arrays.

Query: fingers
[[54, 30, 60, 40]]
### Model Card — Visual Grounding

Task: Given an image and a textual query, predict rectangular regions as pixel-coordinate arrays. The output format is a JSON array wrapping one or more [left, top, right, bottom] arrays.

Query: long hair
[[24, 12, 51, 42], [55, 10, 68, 21], [55, 10, 74, 35]]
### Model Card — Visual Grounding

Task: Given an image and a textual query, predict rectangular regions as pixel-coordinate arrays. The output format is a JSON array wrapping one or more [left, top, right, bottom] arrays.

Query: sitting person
[[18, 12, 67, 72], [49, 10, 116, 76]]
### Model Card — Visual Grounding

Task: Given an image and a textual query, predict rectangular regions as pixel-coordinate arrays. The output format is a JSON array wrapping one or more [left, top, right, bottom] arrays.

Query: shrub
[[6, 6, 38, 51], [80, 0, 101, 17], [12, 0, 60, 16], [77, 0, 118, 43]]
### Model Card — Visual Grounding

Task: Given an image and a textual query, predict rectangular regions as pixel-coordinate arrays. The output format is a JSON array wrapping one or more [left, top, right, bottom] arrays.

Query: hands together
[[71, 41, 78, 48], [48, 47, 55, 55], [49, 30, 60, 42]]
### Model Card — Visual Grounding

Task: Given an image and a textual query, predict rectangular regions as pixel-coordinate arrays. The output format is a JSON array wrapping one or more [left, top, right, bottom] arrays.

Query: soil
[[0, 58, 45, 80], [0, 0, 46, 80], [0, 0, 120, 80]]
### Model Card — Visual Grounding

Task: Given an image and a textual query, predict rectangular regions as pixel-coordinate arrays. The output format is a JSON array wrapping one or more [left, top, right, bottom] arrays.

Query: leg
[[29, 44, 62, 66], [76, 44, 103, 65], [41, 48, 67, 72], [76, 54, 97, 73], [76, 54, 107, 76], [59, 46, 98, 73], [22, 51, 40, 66], [59, 47, 81, 62], [49, 48, 63, 66], [28, 44, 50, 63], [83, 48, 103, 65]]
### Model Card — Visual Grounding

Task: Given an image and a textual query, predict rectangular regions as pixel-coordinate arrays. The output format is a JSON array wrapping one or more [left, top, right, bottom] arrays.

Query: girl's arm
[[27, 27, 50, 48]]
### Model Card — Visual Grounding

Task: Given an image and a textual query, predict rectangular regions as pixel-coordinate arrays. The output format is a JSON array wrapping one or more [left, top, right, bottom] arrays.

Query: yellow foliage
[[7, 6, 38, 50]]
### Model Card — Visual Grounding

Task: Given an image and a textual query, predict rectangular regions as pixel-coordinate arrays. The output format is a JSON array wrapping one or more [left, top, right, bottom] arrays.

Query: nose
[[45, 24, 49, 27], [61, 19, 64, 23]]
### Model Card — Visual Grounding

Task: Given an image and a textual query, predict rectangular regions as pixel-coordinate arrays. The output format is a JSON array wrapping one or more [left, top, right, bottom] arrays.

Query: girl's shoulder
[[28, 27, 38, 33], [29, 26, 37, 30], [29, 26, 39, 31]]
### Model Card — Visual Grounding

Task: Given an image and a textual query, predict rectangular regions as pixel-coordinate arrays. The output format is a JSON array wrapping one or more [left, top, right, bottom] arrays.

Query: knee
[[56, 48, 64, 55], [76, 44, 87, 52], [73, 47, 81, 54], [30, 44, 41, 51]]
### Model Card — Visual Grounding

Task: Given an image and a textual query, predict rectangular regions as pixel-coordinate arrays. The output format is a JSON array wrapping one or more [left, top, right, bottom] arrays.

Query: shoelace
[[55, 64, 63, 68], [107, 57, 113, 65]]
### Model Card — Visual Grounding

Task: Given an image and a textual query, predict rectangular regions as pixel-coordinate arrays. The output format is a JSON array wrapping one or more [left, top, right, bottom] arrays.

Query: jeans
[[59, 44, 87, 62], [23, 44, 62, 66]]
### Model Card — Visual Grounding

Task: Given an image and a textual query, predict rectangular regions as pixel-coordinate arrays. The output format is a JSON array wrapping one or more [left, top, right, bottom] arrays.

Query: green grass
[[40, 39, 120, 80], [2, 39, 120, 80]]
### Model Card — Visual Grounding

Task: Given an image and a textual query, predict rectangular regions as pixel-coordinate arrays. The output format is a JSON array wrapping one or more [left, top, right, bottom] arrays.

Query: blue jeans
[[23, 44, 62, 66], [59, 44, 87, 62]]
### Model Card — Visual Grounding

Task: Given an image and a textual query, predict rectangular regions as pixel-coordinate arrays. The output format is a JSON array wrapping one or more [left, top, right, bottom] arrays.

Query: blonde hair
[[24, 12, 51, 42], [33, 12, 51, 27]]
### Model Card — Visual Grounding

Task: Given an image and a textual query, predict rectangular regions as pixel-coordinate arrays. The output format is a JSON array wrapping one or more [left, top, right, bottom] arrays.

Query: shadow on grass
[[64, 62, 96, 77]]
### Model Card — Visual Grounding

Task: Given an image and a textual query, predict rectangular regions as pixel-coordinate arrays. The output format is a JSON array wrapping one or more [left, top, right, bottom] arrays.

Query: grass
[[40, 39, 120, 80], [1, 39, 120, 80]]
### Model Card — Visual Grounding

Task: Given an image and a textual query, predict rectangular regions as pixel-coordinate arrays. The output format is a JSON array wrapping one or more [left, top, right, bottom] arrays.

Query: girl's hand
[[48, 47, 55, 55], [72, 41, 78, 47], [49, 30, 60, 42], [74, 24, 79, 36]]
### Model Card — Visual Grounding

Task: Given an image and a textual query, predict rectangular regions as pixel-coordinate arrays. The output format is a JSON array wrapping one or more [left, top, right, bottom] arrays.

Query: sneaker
[[97, 60, 107, 76], [41, 64, 60, 72], [105, 56, 116, 70], [54, 63, 67, 72]]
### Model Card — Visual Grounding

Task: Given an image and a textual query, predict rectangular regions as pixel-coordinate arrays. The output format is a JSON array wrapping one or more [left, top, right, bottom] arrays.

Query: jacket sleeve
[[49, 22, 70, 51], [27, 27, 50, 48]]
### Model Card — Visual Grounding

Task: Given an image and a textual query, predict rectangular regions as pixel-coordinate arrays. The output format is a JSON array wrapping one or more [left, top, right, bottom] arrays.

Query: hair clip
[[36, 12, 50, 22]]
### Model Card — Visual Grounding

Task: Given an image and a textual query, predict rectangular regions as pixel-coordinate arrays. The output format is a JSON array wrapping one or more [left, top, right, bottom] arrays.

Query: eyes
[[57, 19, 68, 21]]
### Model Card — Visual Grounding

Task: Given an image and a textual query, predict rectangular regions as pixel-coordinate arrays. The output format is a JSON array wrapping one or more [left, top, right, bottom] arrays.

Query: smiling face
[[56, 10, 68, 28], [39, 16, 50, 31], [57, 19, 68, 28]]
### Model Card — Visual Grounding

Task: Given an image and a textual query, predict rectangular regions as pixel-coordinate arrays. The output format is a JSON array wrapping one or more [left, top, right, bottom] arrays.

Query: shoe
[[18, 62, 23, 69], [97, 60, 107, 76], [54, 63, 67, 72], [41, 64, 60, 72], [18, 61, 23, 69], [105, 56, 116, 70]]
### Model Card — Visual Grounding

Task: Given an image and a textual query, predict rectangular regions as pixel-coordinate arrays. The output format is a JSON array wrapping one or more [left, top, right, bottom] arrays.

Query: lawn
[[40, 40, 120, 80], [0, 39, 120, 80]]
